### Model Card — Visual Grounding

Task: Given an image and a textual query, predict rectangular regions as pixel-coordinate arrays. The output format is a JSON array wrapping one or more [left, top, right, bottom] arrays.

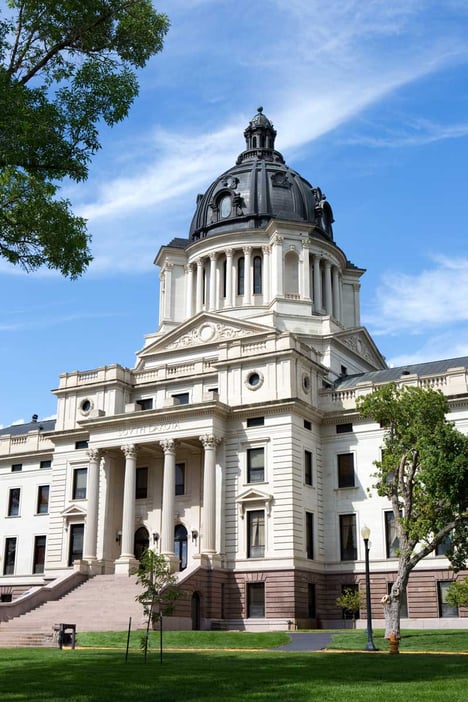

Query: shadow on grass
[[1, 648, 468, 702]]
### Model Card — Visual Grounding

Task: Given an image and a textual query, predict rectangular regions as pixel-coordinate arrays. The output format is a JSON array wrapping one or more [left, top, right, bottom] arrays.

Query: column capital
[[209, 251, 217, 261], [225, 248, 234, 258], [302, 237, 313, 249], [271, 233, 283, 246], [262, 245, 271, 255], [199, 434, 222, 450], [121, 444, 137, 459], [196, 258, 204, 269], [87, 448, 100, 462], [160, 438, 177, 454], [243, 245, 252, 255], [185, 263, 193, 273]]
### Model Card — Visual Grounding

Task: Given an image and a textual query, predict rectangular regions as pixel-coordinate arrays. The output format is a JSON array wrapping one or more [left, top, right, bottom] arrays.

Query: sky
[[1, 0, 468, 428]]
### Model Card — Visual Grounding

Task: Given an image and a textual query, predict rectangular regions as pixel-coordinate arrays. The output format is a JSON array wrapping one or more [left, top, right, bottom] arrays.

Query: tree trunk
[[382, 568, 409, 638]]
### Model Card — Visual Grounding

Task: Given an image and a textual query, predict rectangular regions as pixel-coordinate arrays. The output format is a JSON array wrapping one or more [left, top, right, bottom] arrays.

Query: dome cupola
[[189, 108, 334, 242]]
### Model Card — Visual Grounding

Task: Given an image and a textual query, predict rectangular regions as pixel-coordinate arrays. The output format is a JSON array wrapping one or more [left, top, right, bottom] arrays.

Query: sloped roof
[[335, 356, 468, 389], [0, 418, 56, 437]]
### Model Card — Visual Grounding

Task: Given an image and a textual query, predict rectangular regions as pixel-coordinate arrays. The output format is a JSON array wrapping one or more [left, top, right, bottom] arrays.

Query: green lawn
[[0, 646, 467, 702], [328, 628, 468, 653]]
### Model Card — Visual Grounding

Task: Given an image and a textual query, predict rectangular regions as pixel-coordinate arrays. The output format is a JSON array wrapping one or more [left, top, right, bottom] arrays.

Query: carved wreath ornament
[[168, 323, 250, 349]]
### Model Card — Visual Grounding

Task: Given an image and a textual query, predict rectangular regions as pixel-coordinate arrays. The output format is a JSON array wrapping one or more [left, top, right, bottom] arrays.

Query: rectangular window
[[136, 398, 153, 410], [3, 537, 17, 575], [247, 582, 265, 618], [304, 450, 313, 486], [247, 510, 265, 558], [303, 420, 311, 430], [68, 524, 84, 566], [75, 440, 88, 450], [175, 463, 185, 496], [387, 583, 408, 618], [306, 511, 314, 559], [40, 459, 51, 470], [135, 467, 148, 499], [11, 463, 22, 472], [33, 535, 46, 574], [7, 488, 20, 517], [436, 535, 451, 556], [72, 468, 87, 500], [340, 514, 357, 561], [337, 453, 355, 488], [385, 511, 399, 558], [247, 447, 264, 483], [247, 416, 264, 427], [438, 581, 458, 618], [172, 392, 189, 405], [37, 485, 49, 514], [308, 583, 316, 618], [0, 594, 12, 602], [336, 423, 353, 433]]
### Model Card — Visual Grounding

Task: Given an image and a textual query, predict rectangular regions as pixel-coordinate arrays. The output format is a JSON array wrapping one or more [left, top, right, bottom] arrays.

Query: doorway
[[134, 526, 149, 561], [68, 524, 84, 566]]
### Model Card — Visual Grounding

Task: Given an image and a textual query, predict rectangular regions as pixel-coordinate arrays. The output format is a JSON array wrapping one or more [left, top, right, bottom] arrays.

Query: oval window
[[220, 195, 231, 218]]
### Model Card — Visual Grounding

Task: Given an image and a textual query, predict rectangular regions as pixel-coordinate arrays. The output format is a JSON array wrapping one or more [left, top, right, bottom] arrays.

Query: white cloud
[[388, 328, 468, 367], [365, 256, 468, 335]]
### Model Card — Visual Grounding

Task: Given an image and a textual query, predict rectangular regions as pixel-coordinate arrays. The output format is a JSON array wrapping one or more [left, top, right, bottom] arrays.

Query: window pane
[[237, 257, 245, 295], [8, 488, 20, 516], [306, 512, 314, 559], [338, 454, 355, 488], [385, 511, 399, 558], [68, 524, 84, 566], [253, 256, 262, 294], [340, 514, 357, 560], [73, 468, 87, 499], [37, 485, 49, 514], [172, 392, 189, 405], [135, 467, 148, 499], [247, 582, 265, 618], [247, 448, 264, 483], [33, 535, 46, 574], [305, 450, 313, 485], [175, 463, 185, 496], [4, 537, 17, 575], [40, 460, 51, 469], [247, 510, 265, 558], [438, 581, 458, 618]]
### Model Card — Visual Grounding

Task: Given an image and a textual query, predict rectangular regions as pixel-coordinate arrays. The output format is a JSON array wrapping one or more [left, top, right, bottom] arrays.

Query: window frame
[[304, 450, 313, 486], [33, 535, 47, 574], [306, 511, 314, 559], [247, 447, 265, 484], [247, 509, 265, 559], [253, 255, 262, 294], [36, 485, 50, 514], [172, 392, 189, 406], [339, 513, 357, 561], [175, 462, 185, 496], [7, 487, 20, 517], [135, 467, 148, 500], [384, 510, 400, 558], [337, 453, 355, 488], [72, 467, 87, 500], [438, 581, 458, 618], [247, 581, 265, 618], [3, 537, 17, 575]]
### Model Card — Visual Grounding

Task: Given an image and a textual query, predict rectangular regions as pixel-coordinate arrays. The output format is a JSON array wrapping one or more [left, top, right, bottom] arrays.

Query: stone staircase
[[0, 574, 147, 647]]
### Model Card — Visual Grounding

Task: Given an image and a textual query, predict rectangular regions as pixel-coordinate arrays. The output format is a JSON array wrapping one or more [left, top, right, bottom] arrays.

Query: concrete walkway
[[274, 632, 333, 652]]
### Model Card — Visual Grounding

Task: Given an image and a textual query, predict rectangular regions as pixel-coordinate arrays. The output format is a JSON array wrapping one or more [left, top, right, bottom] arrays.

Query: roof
[[335, 356, 468, 389], [0, 418, 56, 437]]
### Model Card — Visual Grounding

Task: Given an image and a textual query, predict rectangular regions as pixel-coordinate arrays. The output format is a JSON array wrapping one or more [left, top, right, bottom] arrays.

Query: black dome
[[189, 108, 334, 242]]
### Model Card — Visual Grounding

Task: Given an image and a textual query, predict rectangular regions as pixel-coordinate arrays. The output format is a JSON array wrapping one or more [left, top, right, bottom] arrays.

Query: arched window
[[174, 524, 188, 571], [237, 256, 245, 295], [134, 527, 149, 561], [222, 257, 227, 298], [253, 255, 262, 294], [284, 251, 299, 295], [252, 136, 257, 148]]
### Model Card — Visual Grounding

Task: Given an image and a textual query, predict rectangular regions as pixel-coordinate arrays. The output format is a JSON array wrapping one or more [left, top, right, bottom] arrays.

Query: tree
[[447, 577, 468, 609], [357, 383, 468, 637], [133, 550, 181, 662], [336, 587, 363, 628], [0, 1, 169, 277]]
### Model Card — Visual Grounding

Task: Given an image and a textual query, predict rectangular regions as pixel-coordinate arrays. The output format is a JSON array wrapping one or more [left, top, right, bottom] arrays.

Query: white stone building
[[1, 109, 467, 629]]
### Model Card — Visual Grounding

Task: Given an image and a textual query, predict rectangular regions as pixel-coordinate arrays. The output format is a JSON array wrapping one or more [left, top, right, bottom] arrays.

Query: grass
[[328, 628, 468, 653], [78, 629, 290, 649], [0, 646, 467, 702]]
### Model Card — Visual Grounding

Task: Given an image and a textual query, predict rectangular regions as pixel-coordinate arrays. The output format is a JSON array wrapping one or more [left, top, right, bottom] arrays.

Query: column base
[[114, 556, 139, 575], [73, 559, 104, 575], [161, 553, 181, 573], [194, 553, 223, 569]]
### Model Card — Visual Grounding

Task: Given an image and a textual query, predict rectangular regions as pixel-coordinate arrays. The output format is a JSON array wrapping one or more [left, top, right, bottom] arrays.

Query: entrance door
[[191, 592, 201, 630], [174, 525, 188, 571], [134, 527, 149, 561], [68, 524, 84, 566]]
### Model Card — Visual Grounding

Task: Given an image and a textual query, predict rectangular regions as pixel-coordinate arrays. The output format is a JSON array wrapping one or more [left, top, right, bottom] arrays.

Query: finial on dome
[[257, 106, 263, 113]]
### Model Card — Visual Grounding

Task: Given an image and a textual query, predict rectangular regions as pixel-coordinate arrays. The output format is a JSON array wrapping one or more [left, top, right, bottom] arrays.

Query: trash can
[[54, 623, 76, 649]]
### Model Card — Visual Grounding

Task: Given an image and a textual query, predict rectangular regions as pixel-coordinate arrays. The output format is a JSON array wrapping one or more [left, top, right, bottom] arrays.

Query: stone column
[[302, 240, 311, 300], [160, 439, 177, 556], [313, 254, 322, 312], [119, 445, 137, 559], [243, 246, 252, 305], [163, 263, 173, 320], [271, 233, 284, 298], [332, 266, 340, 320], [195, 259, 204, 313], [185, 264, 194, 318], [83, 448, 100, 563], [209, 252, 217, 311], [262, 245, 271, 302], [199, 434, 222, 554], [324, 260, 332, 315], [225, 249, 233, 307]]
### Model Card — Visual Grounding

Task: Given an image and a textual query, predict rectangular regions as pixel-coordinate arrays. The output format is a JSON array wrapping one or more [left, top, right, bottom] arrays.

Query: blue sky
[[1, 0, 468, 428]]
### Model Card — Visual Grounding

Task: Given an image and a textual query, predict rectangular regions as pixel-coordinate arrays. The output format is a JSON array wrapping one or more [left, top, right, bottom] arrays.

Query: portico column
[[225, 249, 233, 307], [83, 448, 100, 562], [160, 439, 177, 556], [324, 260, 332, 315], [185, 264, 194, 318], [209, 252, 217, 311], [243, 246, 252, 305], [332, 266, 340, 320], [271, 233, 284, 298], [302, 240, 311, 299], [120, 444, 137, 558], [195, 259, 204, 312], [313, 254, 322, 312], [163, 263, 173, 320], [199, 434, 222, 553]]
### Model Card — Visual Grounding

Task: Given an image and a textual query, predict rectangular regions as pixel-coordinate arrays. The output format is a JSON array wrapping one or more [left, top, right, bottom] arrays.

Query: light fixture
[[361, 525, 377, 651], [191, 530, 198, 542], [115, 530, 122, 544], [153, 532, 159, 543]]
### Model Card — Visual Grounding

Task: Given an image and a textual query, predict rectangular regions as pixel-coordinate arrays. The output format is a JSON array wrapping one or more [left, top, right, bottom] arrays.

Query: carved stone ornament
[[160, 438, 177, 454], [87, 448, 100, 463], [167, 322, 251, 349], [121, 444, 137, 459], [199, 434, 222, 449], [341, 334, 371, 361], [271, 172, 291, 189], [221, 176, 239, 190]]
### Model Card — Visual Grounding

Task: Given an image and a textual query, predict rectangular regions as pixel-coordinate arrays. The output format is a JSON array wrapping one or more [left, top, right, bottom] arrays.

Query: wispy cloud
[[365, 256, 468, 335], [344, 119, 468, 148]]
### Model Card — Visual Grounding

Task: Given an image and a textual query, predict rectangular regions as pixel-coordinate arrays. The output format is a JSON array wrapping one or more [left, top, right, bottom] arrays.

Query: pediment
[[334, 328, 387, 370], [236, 487, 273, 518], [61, 504, 87, 518], [136, 312, 274, 366]]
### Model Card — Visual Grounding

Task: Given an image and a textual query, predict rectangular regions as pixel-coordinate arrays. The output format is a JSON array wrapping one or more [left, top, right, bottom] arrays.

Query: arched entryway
[[174, 524, 188, 571], [134, 526, 149, 561], [191, 592, 201, 630]]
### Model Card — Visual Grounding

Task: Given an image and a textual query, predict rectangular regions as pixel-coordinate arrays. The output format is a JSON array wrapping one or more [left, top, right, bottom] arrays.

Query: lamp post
[[361, 525, 377, 651]]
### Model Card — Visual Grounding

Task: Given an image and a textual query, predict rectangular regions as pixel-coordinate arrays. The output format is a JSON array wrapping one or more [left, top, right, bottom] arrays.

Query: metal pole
[[363, 537, 377, 651]]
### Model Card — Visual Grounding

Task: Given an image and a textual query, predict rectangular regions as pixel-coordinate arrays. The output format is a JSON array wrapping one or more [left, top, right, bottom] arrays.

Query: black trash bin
[[55, 623, 76, 649]]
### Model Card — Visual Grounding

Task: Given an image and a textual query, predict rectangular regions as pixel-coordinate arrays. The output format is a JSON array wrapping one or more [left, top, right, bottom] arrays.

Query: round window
[[245, 370, 264, 391], [80, 399, 92, 415], [220, 195, 231, 218], [302, 375, 310, 392]]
